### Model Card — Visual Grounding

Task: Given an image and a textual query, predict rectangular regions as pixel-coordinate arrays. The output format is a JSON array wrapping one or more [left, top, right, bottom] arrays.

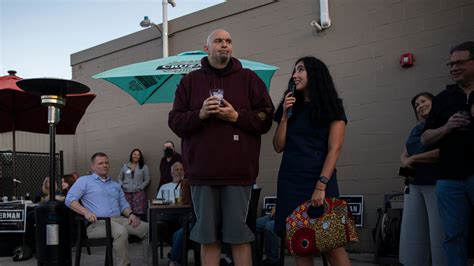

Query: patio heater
[[17, 78, 90, 266]]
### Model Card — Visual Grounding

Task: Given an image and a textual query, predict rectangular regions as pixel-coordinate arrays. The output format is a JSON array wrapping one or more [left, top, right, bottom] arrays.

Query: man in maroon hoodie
[[169, 29, 274, 266]]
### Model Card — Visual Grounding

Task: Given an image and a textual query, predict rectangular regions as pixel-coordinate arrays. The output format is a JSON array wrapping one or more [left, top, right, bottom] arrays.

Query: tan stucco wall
[[69, 0, 474, 251]]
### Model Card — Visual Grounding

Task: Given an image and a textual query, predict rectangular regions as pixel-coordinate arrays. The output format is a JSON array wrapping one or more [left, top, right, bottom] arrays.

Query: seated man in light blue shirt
[[66, 152, 149, 266]]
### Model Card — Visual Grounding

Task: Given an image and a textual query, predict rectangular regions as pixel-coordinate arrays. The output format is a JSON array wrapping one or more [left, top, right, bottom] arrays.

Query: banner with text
[[340, 195, 364, 227], [0, 201, 27, 233]]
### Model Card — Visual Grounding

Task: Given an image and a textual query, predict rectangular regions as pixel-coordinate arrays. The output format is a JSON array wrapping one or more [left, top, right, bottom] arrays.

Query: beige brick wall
[[69, 0, 474, 251]]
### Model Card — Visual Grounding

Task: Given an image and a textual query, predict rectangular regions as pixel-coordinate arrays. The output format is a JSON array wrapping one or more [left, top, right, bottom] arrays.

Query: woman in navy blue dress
[[273, 57, 350, 266]]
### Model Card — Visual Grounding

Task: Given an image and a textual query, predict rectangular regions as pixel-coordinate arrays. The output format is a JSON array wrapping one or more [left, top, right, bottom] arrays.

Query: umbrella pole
[[11, 90, 18, 199], [12, 128, 17, 199]]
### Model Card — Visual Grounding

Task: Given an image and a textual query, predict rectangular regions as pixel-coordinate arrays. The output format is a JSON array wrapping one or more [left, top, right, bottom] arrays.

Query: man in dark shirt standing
[[422, 41, 474, 265], [159, 140, 182, 188], [169, 29, 274, 266]]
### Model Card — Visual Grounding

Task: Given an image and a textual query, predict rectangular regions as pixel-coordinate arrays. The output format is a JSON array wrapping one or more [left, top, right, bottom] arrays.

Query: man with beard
[[422, 41, 474, 265], [169, 29, 274, 266]]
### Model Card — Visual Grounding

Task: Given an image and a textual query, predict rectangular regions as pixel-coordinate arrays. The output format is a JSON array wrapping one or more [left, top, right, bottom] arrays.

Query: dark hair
[[450, 41, 474, 58], [410, 92, 434, 120], [164, 141, 175, 148], [282, 56, 345, 123], [62, 174, 77, 194], [129, 148, 145, 169], [91, 152, 108, 162]]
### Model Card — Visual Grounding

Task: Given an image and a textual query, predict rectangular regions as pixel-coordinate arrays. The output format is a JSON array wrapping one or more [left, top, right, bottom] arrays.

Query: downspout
[[311, 0, 332, 32]]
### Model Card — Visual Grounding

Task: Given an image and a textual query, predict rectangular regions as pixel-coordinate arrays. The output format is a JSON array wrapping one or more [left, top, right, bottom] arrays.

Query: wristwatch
[[318, 175, 329, 184]]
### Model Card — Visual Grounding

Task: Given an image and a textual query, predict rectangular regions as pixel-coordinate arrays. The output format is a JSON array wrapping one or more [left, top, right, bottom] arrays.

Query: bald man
[[169, 29, 274, 266]]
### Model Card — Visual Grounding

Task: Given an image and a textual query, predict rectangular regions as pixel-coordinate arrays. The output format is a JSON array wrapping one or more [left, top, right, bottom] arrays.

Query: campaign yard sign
[[0, 201, 27, 233], [340, 195, 364, 227], [263, 196, 277, 215]]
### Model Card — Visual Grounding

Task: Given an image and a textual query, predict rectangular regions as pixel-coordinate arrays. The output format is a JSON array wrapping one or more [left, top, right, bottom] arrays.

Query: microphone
[[287, 84, 296, 118]]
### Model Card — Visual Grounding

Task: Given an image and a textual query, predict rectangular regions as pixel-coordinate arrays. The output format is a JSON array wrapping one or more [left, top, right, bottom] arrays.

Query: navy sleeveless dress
[[274, 102, 347, 232]]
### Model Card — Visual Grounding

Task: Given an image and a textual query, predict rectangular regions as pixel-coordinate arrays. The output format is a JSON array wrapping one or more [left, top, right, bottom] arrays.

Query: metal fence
[[0, 151, 63, 200]]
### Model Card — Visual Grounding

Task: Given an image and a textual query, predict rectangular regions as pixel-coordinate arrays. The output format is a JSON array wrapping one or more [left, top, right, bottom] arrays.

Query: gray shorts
[[190, 185, 254, 244]]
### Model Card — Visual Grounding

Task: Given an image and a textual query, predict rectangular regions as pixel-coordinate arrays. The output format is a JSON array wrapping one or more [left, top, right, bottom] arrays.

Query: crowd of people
[[31, 142, 182, 266], [54, 29, 472, 266]]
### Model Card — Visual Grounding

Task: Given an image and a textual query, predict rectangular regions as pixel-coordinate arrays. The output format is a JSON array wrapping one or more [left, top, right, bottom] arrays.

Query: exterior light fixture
[[139, 0, 176, 57]]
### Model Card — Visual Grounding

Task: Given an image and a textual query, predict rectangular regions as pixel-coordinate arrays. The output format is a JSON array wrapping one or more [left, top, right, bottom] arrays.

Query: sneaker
[[219, 256, 233, 266]]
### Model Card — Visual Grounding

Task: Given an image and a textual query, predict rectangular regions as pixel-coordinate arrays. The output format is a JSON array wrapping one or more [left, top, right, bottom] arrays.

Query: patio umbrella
[[93, 50, 278, 105], [0, 71, 96, 195]]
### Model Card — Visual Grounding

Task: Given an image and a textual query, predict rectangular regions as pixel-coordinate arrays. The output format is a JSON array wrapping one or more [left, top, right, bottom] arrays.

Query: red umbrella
[[0, 72, 96, 134], [0, 71, 96, 196]]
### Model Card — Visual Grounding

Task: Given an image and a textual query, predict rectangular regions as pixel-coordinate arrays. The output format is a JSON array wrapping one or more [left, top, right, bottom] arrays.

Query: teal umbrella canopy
[[93, 51, 278, 104]]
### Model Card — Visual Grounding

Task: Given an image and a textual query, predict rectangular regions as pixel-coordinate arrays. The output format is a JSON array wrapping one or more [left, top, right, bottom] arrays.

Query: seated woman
[[35, 177, 62, 202], [61, 173, 78, 195]]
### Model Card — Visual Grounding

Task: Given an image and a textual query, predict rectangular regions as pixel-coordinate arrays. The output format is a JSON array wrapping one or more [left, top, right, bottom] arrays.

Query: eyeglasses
[[446, 59, 473, 68]]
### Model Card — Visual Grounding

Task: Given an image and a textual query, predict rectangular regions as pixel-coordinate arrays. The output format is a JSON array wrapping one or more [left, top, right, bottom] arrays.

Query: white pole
[[320, 0, 331, 28], [162, 0, 169, 57]]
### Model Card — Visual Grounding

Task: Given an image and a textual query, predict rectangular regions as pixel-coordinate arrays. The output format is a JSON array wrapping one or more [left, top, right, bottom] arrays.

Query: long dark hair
[[410, 92, 434, 121], [62, 174, 77, 195], [129, 148, 145, 169], [282, 56, 344, 123]]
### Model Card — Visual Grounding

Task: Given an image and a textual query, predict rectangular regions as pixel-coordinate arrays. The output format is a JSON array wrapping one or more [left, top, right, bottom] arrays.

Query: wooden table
[[149, 204, 193, 266]]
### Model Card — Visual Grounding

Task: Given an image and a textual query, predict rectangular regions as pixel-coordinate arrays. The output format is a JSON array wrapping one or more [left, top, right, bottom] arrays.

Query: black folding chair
[[247, 188, 262, 266], [74, 216, 113, 266]]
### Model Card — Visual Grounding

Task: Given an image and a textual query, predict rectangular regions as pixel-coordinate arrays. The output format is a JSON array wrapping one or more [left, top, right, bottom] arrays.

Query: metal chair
[[247, 188, 262, 266]]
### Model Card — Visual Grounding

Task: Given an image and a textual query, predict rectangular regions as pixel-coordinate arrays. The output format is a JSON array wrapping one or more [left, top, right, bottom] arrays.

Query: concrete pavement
[[0, 242, 379, 266]]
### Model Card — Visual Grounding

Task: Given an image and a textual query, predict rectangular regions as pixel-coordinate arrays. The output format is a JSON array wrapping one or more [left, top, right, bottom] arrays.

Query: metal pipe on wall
[[162, 0, 169, 57], [320, 0, 331, 28]]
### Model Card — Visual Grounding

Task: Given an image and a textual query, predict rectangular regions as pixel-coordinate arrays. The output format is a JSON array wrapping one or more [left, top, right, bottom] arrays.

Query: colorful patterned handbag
[[286, 198, 359, 255]]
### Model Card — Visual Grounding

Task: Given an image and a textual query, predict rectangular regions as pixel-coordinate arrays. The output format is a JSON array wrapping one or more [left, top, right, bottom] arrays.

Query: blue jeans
[[436, 174, 474, 266], [256, 215, 280, 263], [170, 224, 194, 265]]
